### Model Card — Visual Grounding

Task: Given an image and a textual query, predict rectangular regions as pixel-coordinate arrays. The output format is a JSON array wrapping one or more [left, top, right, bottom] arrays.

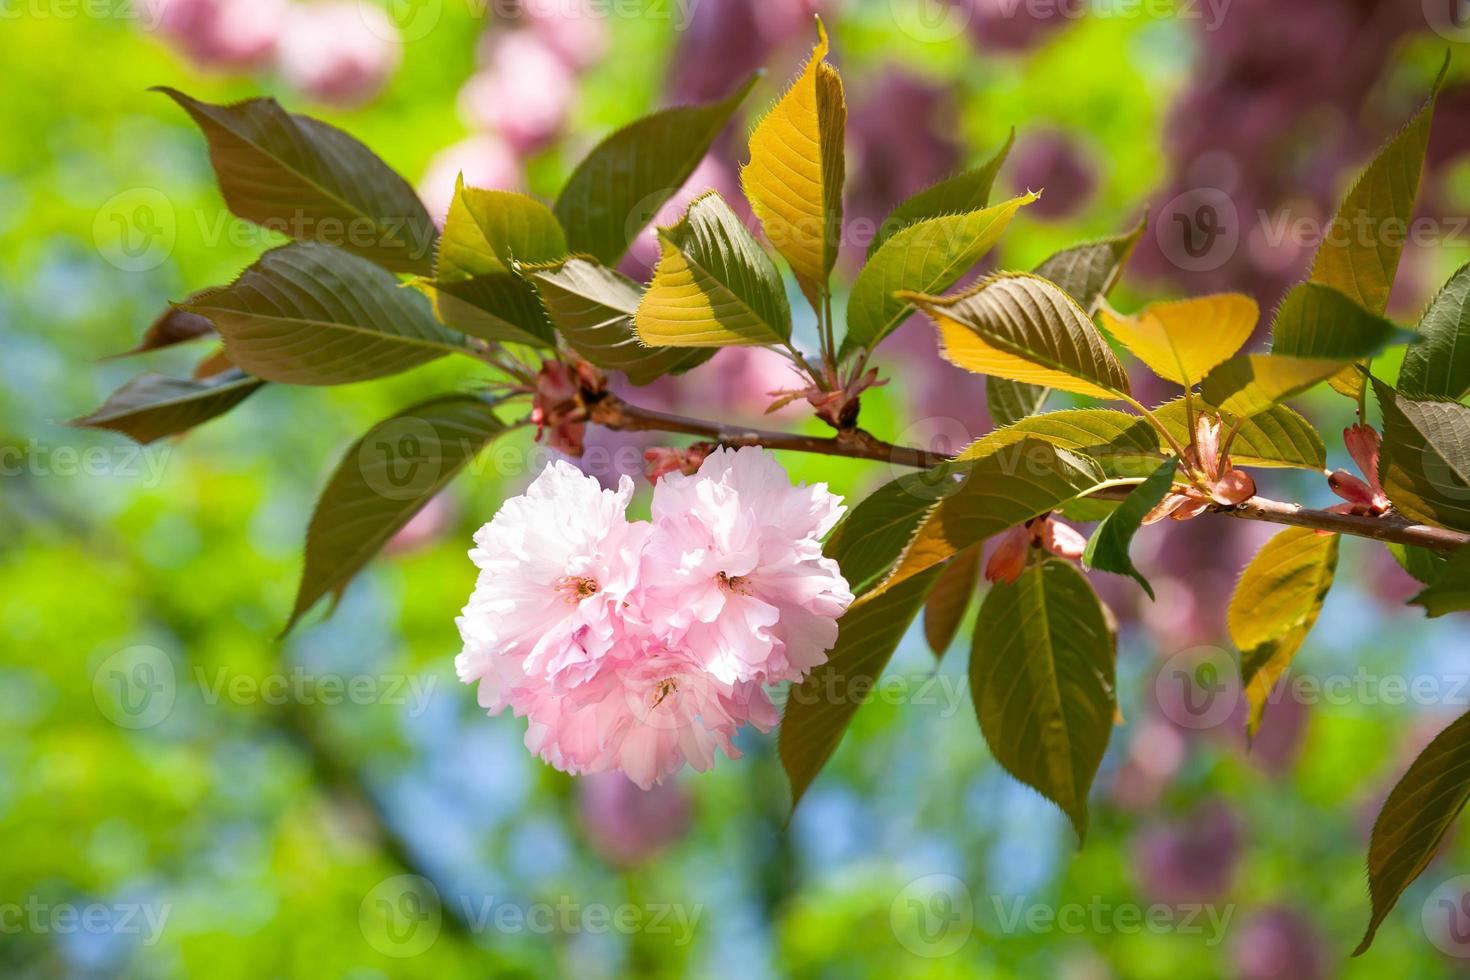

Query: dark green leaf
[[824, 465, 965, 597], [987, 378, 1049, 429], [157, 88, 437, 276], [868, 128, 1014, 256], [1355, 708, 1470, 955], [1409, 546, 1470, 617], [110, 296, 215, 357], [71, 371, 263, 444], [957, 408, 1161, 480], [1400, 262, 1470, 402], [780, 567, 942, 808], [1083, 456, 1178, 599], [1375, 378, 1470, 532], [555, 74, 758, 266], [970, 558, 1116, 842], [1389, 542, 1451, 586], [186, 243, 467, 385], [286, 395, 509, 633]]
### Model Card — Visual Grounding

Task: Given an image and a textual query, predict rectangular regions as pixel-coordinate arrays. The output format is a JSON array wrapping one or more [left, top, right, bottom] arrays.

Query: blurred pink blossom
[[522, 0, 609, 71], [463, 30, 579, 153], [151, 0, 287, 71], [1230, 906, 1329, 980], [576, 772, 692, 866], [418, 136, 523, 225], [274, 2, 402, 108], [1132, 801, 1241, 903]]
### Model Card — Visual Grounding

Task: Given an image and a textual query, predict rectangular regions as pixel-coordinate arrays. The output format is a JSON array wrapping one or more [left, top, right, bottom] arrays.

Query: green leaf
[[523, 257, 713, 385], [1400, 262, 1470, 402], [1312, 56, 1444, 403], [902, 273, 1131, 399], [71, 371, 264, 444], [868, 128, 1014, 256], [286, 395, 508, 633], [1229, 527, 1339, 735], [554, 74, 758, 267], [842, 192, 1037, 355], [780, 567, 942, 809], [873, 439, 1109, 597], [185, 243, 467, 385], [1098, 293, 1257, 387], [956, 408, 1161, 480], [420, 274, 555, 348], [1083, 456, 1178, 599], [1410, 546, 1470, 617], [990, 217, 1147, 423], [741, 19, 845, 308], [635, 191, 792, 347], [1153, 398, 1326, 470], [156, 88, 437, 276], [1355, 708, 1470, 956], [824, 465, 966, 597], [436, 180, 566, 281], [1389, 542, 1451, 586], [970, 558, 1116, 842], [1200, 283, 1407, 417], [1375, 378, 1470, 532], [923, 546, 981, 659]]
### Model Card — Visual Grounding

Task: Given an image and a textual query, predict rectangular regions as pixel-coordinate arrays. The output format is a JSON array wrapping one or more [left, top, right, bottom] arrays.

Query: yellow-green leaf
[[1153, 397, 1325, 470], [1410, 545, 1470, 617], [970, 558, 1117, 842], [741, 18, 845, 308], [1083, 456, 1179, 599], [1098, 293, 1257, 386], [1400, 262, 1470, 402], [635, 191, 792, 347], [903, 273, 1131, 399], [843, 192, 1037, 355], [956, 408, 1161, 480], [1229, 527, 1339, 735], [1375, 378, 1470, 532], [436, 180, 566, 281], [869, 128, 1014, 256]]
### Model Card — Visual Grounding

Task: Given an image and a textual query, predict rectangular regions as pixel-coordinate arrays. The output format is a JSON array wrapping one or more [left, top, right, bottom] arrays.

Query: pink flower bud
[[985, 525, 1031, 584], [531, 361, 587, 457], [1344, 424, 1382, 489], [1040, 518, 1087, 560], [1328, 469, 1378, 508], [1211, 469, 1256, 506], [644, 443, 714, 483]]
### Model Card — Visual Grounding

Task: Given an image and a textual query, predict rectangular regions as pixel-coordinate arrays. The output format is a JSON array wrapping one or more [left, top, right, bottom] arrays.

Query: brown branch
[[590, 394, 1470, 554]]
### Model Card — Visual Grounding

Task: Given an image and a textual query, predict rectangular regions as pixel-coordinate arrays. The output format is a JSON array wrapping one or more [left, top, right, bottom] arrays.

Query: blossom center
[[650, 678, 678, 709], [717, 571, 751, 594], [554, 575, 599, 603]]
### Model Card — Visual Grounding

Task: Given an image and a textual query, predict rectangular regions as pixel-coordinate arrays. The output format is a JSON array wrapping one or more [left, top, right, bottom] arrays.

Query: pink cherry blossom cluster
[[142, 0, 402, 108], [456, 449, 853, 788]]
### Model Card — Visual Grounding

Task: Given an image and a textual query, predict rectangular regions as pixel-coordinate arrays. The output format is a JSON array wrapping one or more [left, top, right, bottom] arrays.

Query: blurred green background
[[5, 0, 1470, 976]]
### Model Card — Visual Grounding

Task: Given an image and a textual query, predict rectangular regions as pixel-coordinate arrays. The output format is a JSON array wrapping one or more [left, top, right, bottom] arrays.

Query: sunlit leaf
[[903, 273, 1131, 399], [1389, 542, 1451, 587], [635, 191, 792, 347], [554, 74, 757, 267], [869, 128, 1014, 256], [780, 567, 942, 808], [436, 179, 566, 281], [956, 408, 1161, 480], [741, 18, 845, 308], [823, 465, 966, 597], [157, 88, 437, 276], [1400, 262, 1470, 402], [923, 546, 980, 659], [1098, 293, 1257, 386], [1153, 397, 1325, 470], [843, 192, 1036, 355], [286, 395, 509, 633], [1311, 57, 1444, 399], [524, 257, 712, 384], [1229, 527, 1339, 735], [71, 371, 264, 444], [988, 218, 1147, 425], [1375, 379, 1470, 532], [185, 243, 467, 385], [1083, 456, 1178, 599], [1355, 708, 1470, 955], [970, 558, 1116, 842], [872, 439, 1109, 597]]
